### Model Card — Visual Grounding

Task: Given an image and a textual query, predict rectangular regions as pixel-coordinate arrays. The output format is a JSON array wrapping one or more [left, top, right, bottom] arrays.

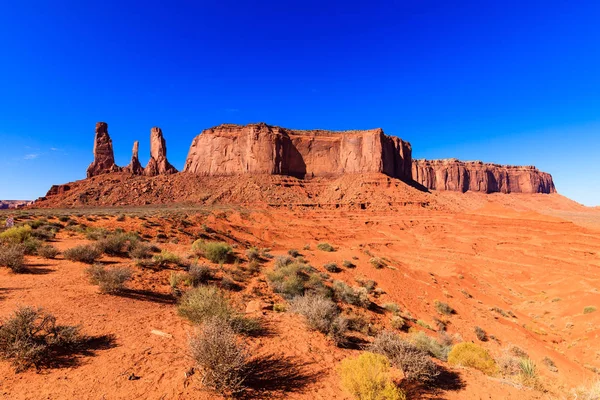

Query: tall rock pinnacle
[[86, 122, 120, 178], [124, 141, 144, 174], [144, 127, 177, 176]]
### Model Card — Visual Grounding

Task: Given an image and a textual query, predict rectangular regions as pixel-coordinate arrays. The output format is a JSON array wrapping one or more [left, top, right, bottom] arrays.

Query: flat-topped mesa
[[123, 141, 144, 175], [183, 122, 412, 180], [144, 127, 178, 176], [412, 159, 556, 194], [86, 122, 121, 177]]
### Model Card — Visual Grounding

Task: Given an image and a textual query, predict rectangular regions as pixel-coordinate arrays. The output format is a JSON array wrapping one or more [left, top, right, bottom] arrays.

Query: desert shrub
[[30, 226, 56, 241], [0, 306, 81, 372], [370, 257, 386, 269], [390, 316, 405, 331], [290, 294, 348, 345], [273, 303, 287, 312], [416, 320, 433, 330], [128, 241, 153, 259], [58, 216, 70, 222], [518, 357, 537, 379], [317, 242, 335, 252], [584, 306, 597, 314], [190, 317, 251, 396], [288, 249, 300, 257], [0, 244, 25, 272], [247, 260, 260, 274], [333, 281, 370, 308], [96, 232, 139, 256], [22, 238, 42, 255], [178, 286, 258, 335], [85, 264, 132, 294], [572, 381, 600, 400], [63, 244, 101, 264], [383, 303, 401, 314], [448, 342, 496, 375], [434, 300, 455, 315], [324, 262, 341, 273], [186, 263, 213, 286], [490, 306, 508, 317], [338, 352, 405, 400], [152, 250, 181, 267], [192, 240, 233, 264], [220, 277, 241, 291], [84, 226, 109, 240], [369, 330, 439, 383], [356, 278, 377, 293], [410, 331, 452, 361], [266, 261, 327, 299], [37, 244, 59, 259], [245, 247, 260, 262], [343, 260, 356, 268], [274, 255, 294, 269], [509, 345, 528, 358], [474, 326, 487, 341], [0, 225, 32, 243]]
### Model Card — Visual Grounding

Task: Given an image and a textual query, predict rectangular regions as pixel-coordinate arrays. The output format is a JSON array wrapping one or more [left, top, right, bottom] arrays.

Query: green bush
[[317, 242, 335, 252], [84, 227, 109, 241], [410, 331, 452, 361], [333, 281, 370, 308], [382, 303, 401, 314], [0, 225, 32, 243], [390, 316, 405, 331], [338, 352, 405, 400], [343, 260, 356, 268], [584, 306, 597, 314], [0, 306, 82, 372], [324, 262, 341, 273], [448, 342, 496, 375], [22, 238, 42, 255], [192, 240, 233, 264], [63, 245, 101, 264], [96, 233, 139, 256], [266, 261, 328, 299], [152, 250, 181, 267], [245, 247, 260, 261], [0, 244, 25, 272]]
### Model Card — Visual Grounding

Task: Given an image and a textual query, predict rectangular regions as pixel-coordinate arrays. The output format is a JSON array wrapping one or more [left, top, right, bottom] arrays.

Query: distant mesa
[[412, 159, 556, 194], [47, 121, 556, 203], [0, 200, 32, 209], [87, 123, 178, 178]]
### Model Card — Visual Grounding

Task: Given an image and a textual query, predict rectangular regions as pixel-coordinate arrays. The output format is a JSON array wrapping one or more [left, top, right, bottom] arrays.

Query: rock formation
[[183, 123, 412, 181], [144, 127, 177, 176], [124, 141, 144, 175], [412, 159, 556, 194], [86, 122, 120, 177]]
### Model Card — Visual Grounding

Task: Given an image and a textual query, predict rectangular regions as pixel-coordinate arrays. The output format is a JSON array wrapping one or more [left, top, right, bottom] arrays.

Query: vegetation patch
[[0, 244, 26, 272], [338, 352, 405, 400], [290, 294, 348, 346], [63, 244, 101, 264], [448, 342, 496, 375], [85, 264, 132, 294], [192, 240, 233, 264]]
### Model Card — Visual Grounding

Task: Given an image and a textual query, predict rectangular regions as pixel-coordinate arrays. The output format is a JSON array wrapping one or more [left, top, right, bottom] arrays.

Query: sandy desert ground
[[0, 192, 599, 399]]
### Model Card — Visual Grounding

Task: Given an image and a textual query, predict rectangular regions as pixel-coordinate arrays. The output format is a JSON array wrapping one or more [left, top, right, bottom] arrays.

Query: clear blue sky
[[1, 1, 599, 205]]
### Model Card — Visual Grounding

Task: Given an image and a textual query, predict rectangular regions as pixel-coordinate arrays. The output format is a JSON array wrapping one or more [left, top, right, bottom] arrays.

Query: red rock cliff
[[183, 123, 412, 180], [412, 159, 556, 194]]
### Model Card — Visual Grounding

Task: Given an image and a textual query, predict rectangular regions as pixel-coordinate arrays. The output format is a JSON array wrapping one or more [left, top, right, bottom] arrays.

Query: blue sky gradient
[[1, 1, 599, 205]]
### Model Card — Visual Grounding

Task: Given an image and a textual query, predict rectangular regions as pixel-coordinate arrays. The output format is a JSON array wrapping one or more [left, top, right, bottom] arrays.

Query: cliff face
[[183, 123, 412, 180], [412, 159, 556, 194]]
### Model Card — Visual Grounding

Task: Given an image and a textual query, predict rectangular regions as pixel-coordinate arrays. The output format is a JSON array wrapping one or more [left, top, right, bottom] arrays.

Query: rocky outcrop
[[183, 123, 412, 180], [144, 127, 177, 176], [86, 122, 120, 177], [46, 184, 71, 197], [124, 141, 144, 175], [412, 159, 556, 194]]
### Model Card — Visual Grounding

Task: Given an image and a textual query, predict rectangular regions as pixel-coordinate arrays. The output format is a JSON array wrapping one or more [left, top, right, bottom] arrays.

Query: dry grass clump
[[369, 257, 386, 269], [96, 232, 139, 256], [572, 381, 600, 400], [338, 352, 405, 400], [434, 300, 455, 315], [410, 331, 453, 361], [332, 280, 370, 308], [245, 247, 260, 262], [128, 241, 154, 260], [85, 264, 132, 294], [37, 244, 60, 259], [584, 306, 597, 314], [0, 243, 25, 272], [324, 262, 341, 273], [474, 326, 487, 341], [317, 242, 335, 252], [342, 260, 356, 268], [448, 342, 496, 375], [186, 263, 213, 286], [369, 330, 439, 384], [0, 306, 81, 372], [190, 317, 251, 396], [63, 244, 101, 264], [290, 294, 348, 346], [192, 240, 233, 264], [178, 286, 260, 335], [152, 250, 181, 267]]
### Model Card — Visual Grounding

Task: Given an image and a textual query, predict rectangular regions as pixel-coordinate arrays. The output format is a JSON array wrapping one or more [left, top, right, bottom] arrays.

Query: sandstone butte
[[62, 121, 556, 198]]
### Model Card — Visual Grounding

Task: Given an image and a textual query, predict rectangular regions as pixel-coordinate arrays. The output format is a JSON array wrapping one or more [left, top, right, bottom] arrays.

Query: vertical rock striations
[[412, 159, 556, 194], [183, 123, 412, 181], [86, 122, 120, 178], [144, 127, 178, 176]]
